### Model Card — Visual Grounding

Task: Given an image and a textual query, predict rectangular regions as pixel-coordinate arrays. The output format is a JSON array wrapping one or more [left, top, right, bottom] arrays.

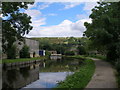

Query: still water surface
[[2, 56, 82, 89]]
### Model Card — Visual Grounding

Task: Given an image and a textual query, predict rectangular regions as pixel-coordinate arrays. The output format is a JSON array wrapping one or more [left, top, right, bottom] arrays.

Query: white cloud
[[62, 2, 81, 9], [25, 9, 46, 28], [32, 18, 46, 27], [25, 9, 42, 18], [83, 2, 98, 14], [34, 0, 99, 2], [28, 2, 38, 9], [26, 19, 92, 37], [38, 3, 52, 10], [24, 2, 94, 37], [76, 14, 88, 20]]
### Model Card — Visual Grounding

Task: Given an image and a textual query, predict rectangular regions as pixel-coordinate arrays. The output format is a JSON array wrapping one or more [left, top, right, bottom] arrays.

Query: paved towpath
[[86, 58, 117, 88]]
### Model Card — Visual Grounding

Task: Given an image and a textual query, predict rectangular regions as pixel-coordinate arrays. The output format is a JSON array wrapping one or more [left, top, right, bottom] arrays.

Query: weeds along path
[[86, 58, 117, 88]]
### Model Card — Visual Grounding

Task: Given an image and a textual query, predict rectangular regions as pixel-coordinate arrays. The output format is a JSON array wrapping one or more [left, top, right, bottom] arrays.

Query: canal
[[2, 56, 84, 89]]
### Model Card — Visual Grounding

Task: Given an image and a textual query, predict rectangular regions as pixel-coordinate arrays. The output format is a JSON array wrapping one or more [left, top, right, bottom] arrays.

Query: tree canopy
[[84, 2, 120, 63], [2, 2, 33, 58]]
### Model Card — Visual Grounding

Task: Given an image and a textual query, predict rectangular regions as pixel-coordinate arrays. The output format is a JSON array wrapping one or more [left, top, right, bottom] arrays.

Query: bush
[[7, 45, 17, 59], [20, 45, 30, 58], [115, 59, 120, 73], [64, 51, 75, 56], [78, 46, 86, 55], [45, 50, 51, 57]]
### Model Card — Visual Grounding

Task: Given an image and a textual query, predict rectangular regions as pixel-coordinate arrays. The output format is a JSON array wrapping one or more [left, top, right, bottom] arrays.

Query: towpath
[[86, 58, 117, 88]]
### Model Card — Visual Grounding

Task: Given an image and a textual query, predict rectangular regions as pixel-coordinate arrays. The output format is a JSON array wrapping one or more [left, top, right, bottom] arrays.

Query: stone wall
[[2, 38, 40, 59], [25, 38, 39, 57]]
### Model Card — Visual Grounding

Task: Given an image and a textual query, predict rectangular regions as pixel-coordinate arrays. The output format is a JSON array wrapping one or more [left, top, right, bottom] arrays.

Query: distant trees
[[38, 37, 89, 55], [78, 46, 86, 55], [2, 2, 33, 59], [84, 2, 120, 64], [64, 51, 75, 56]]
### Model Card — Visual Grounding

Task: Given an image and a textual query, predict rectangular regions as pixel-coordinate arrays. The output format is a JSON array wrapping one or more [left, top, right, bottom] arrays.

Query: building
[[48, 51, 57, 54], [16, 38, 40, 58], [2, 38, 40, 59], [25, 38, 39, 57]]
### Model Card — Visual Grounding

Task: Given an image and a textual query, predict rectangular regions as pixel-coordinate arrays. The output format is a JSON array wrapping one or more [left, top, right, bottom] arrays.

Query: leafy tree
[[7, 44, 17, 59], [78, 46, 86, 55], [84, 2, 120, 63], [19, 45, 30, 58], [2, 2, 33, 59], [39, 40, 52, 50], [64, 51, 75, 56]]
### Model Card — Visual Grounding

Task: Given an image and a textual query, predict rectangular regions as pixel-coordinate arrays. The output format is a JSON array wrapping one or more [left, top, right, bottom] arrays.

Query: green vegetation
[[86, 54, 106, 60], [84, 2, 120, 64], [20, 45, 30, 58], [64, 51, 75, 56], [117, 73, 120, 88], [56, 58, 95, 88], [2, 57, 46, 63], [115, 60, 120, 87], [78, 46, 86, 55], [32, 37, 69, 44], [65, 55, 86, 60], [2, 2, 33, 59], [7, 44, 17, 59], [32, 37, 89, 55], [84, 2, 120, 87]]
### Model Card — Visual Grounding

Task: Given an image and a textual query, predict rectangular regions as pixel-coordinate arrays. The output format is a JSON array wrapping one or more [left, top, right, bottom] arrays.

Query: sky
[[23, 1, 98, 37]]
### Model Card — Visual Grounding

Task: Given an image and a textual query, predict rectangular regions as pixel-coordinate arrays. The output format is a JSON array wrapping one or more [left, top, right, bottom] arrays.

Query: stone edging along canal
[[3, 59, 44, 67]]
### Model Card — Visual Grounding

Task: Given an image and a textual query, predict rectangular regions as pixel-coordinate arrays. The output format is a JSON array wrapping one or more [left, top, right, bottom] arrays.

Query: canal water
[[2, 56, 83, 89]]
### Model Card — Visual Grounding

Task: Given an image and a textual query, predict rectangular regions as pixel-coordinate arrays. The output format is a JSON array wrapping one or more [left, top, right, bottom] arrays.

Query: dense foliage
[[64, 51, 75, 56], [84, 1, 120, 87], [2, 2, 33, 59], [7, 45, 17, 59], [35, 37, 88, 55], [84, 2, 120, 63], [78, 46, 86, 55], [19, 45, 30, 58]]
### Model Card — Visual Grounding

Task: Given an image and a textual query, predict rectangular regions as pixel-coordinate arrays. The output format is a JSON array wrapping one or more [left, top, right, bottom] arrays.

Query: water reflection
[[2, 57, 83, 89], [40, 57, 82, 72], [2, 63, 40, 89], [23, 72, 74, 88]]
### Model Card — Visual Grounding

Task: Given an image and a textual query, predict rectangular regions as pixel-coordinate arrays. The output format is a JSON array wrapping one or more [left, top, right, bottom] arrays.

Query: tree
[[78, 46, 86, 55], [2, 2, 33, 59], [19, 45, 30, 58], [84, 2, 120, 63]]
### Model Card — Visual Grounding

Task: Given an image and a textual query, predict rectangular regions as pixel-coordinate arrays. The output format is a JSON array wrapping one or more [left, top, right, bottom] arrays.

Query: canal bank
[[56, 57, 95, 88], [2, 55, 95, 89]]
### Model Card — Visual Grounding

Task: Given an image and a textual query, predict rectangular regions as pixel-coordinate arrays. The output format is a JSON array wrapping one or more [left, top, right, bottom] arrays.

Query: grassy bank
[[2, 56, 46, 63], [85, 54, 106, 60], [56, 58, 95, 88], [116, 73, 120, 88]]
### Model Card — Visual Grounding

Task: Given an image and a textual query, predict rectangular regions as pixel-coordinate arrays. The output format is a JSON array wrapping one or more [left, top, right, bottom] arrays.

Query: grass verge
[[85, 54, 106, 60], [2, 56, 46, 63], [55, 58, 95, 88], [116, 72, 120, 88]]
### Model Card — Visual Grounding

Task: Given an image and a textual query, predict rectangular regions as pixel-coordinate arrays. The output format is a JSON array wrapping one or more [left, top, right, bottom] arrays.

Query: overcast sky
[[24, 1, 98, 37]]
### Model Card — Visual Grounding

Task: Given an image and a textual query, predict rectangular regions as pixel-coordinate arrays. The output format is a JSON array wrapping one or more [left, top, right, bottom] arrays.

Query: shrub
[[115, 59, 120, 73], [78, 46, 86, 55], [7, 45, 17, 59], [64, 51, 75, 56], [45, 50, 51, 57], [20, 45, 30, 58]]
